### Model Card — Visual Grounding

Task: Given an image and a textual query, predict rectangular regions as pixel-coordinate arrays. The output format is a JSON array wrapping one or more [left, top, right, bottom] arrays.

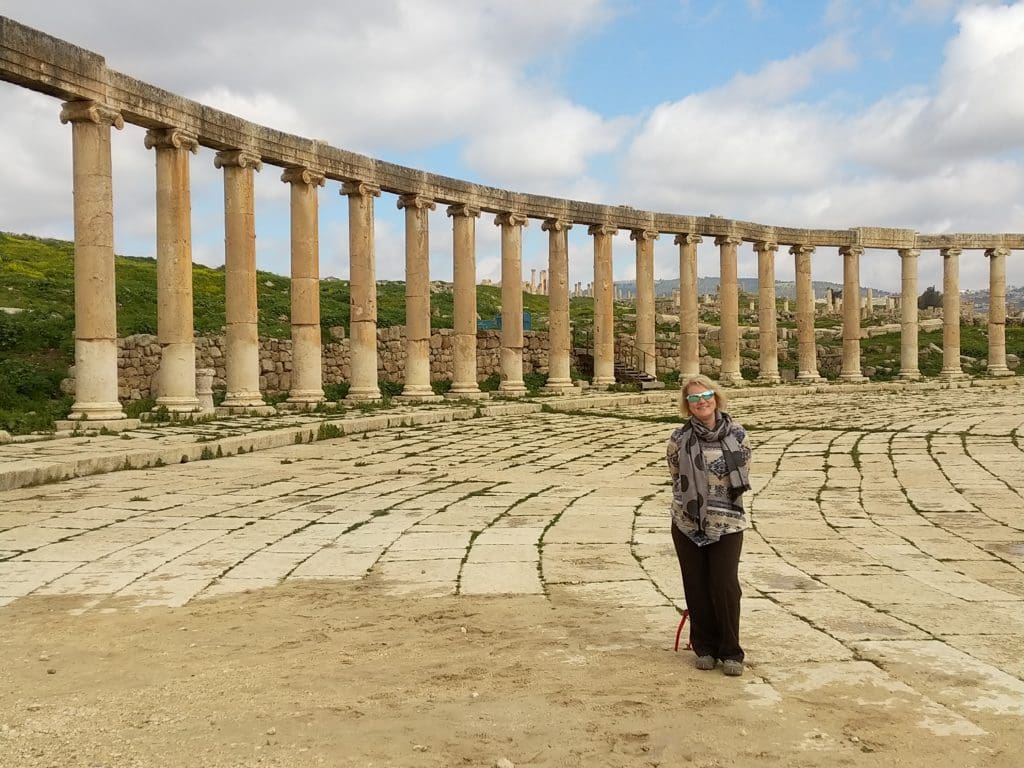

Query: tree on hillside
[[918, 285, 943, 309]]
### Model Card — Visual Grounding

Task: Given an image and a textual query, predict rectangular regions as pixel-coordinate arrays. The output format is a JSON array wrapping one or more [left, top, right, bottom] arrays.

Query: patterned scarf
[[676, 412, 752, 528]]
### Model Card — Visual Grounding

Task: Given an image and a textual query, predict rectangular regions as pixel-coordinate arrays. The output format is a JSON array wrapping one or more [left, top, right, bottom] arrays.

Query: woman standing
[[667, 375, 752, 676]]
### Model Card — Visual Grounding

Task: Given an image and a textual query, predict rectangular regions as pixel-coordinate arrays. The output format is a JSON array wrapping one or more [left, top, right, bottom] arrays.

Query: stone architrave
[[985, 247, 1013, 376], [341, 181, 383, 401], [145, 127, 201, 413], [675, 234, 702, 378], [897, 248, 921, 380], [215, 149, 266, 410], [838, 245, 868, 383], [589, 223, 618, 386], [631, 229, 659, 377], [58, 100, 133, 425], [754, 241, 781, 384], [542, 218, 575, 393], [282, 167, 327, 405], [715, 235, 742, 385], [791, 245, 823, 382], [396, 194, 443, 401], [939, 247, 967, 380], [497, 212, 528, 396], [446, 204, 487, 399]]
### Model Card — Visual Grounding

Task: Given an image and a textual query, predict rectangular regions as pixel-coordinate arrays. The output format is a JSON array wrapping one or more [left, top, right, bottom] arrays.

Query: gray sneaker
[[694, 654, 716, 671], [722, 659, 744, 677]]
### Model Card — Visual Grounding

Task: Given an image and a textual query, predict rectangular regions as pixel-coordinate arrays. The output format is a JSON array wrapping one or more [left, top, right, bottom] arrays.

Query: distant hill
[[614, 278, 892, 300]]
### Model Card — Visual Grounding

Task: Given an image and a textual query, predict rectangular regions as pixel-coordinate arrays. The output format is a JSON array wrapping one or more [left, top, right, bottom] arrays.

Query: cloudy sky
[[2, 0, 1023, 293]]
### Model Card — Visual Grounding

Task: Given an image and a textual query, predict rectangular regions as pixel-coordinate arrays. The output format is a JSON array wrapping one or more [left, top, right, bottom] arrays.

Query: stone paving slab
[[1, 385, 1023, 738]]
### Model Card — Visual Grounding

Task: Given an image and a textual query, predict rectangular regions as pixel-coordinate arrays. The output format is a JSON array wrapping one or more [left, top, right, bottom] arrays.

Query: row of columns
[[60, 99, 1015, 424]]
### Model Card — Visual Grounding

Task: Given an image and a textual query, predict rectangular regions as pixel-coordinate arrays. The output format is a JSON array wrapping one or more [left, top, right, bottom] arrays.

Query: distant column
[[715, 235, 742, 384], [754, 241, 780, 384], [939, 247, 966, 379], [791, 245, 823, 382], [897, 248, 921, 380], [447, 204, 486, 398], [542, 218, 575, 393], [396, 194, 442, 401], [215, 149, 266, 410], [145, 127, 200, 413], [589, 224, 617, 386], [59, 100, 131, 424], [865, 287, 874, 318], [985, 247, 1013, 376], [497, 212, 528, 395], [675, 234, 702, 378], [341, 181, 382, 401], [838, 245, 867, 382], [282, 167, 326, 405], [631, 228, 659, 377]]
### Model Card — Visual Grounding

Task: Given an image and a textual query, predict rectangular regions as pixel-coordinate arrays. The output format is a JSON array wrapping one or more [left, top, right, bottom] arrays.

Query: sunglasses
[[685, 390, 716, 404]]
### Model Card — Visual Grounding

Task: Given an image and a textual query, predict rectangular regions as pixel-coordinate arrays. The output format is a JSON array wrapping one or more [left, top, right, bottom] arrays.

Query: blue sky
[[1, 1, 1023, 294]]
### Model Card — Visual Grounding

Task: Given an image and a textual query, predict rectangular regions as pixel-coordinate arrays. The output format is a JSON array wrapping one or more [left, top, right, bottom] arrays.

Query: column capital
[[542, 218, 573, 232], [447, 203, 481, 218], [495, 212, 528, 227], [940, 246, 963, 258], [397, 193, 436, 211], [898, 248, 921, 259], [790, 244, 818, 256], [673, 233, 703, 246], [214, 149, 263, 171], [985, 247, 1010, 258], [60, 100, 124, 130], [629, 229, 660, 242], [714, 235, 742, 247], [144, 127, 199, 154], [587, 223, 618, 237], [753, 240, 779, 254], [340, 180, 381, 198], [838, 245, 863, 257], [281, 167, 325, 186]]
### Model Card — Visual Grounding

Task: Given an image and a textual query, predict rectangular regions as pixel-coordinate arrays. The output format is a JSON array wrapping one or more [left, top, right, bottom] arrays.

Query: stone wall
[[91, 328, 551, 401]]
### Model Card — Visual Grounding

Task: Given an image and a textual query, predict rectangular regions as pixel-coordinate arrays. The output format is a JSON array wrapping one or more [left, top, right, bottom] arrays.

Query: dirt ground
[[0, 580, 1018, 768]]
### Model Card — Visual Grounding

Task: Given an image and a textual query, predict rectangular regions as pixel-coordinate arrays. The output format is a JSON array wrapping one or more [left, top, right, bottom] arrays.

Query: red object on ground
[[674, 609, 691, 652]]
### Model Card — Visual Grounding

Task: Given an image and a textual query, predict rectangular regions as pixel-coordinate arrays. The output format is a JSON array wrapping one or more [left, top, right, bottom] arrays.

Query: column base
[[66, 401, 129, 421], [896, 371, 921, 381], [795, 372, 825, 384], [938, 369, 969, 381], [986, 366, 1015, 377], [154, 397, 201, 414], [755, 374, 782, 385], [394, 391, 444, 403], [286, 389, 325, 404], [279, 399, 329, 412], [444, 388, 489, 400], [346, 388, 383, 402], [541, 379, 579, 395], [498, 382, 527, 397], [221, 392, 267, 409], [838, 373, 869, 383], [55, 417, 140, 433], [593, 376, 617, 387], [718, 373, 746, 387]]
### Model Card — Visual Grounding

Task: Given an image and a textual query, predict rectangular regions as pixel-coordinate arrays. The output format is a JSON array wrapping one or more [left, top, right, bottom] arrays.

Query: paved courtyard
[[1, 383, 1023, 765]]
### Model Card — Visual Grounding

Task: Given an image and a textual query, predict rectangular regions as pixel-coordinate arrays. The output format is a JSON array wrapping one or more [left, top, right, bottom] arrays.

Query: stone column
[[497, 212, 528, 396], [58, 100, 132, 426], [985, 247, 1013, 376], [282, 167, 326, 405], [897, 248, 921, 380], [447, 204, 486, 398], [341, 181, 382, 401], [145, 127, 200, 413], [395, 194, 442, 401], [754, 241, 781, 384], [631, 229, 659, 377], [939, 247, 966, 380], [791, 245, 823, 382], [215, 149, 266, 410], [838, 245, 867, 382], [589, 224, 617, 386], [715, 235, 742, 384], [542, 218, 575, 393], [675, 234, 702, 378], [865, 287, 874, 318]]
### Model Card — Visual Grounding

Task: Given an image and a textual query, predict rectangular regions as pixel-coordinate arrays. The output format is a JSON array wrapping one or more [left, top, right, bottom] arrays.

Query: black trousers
[[671, 524, 744, 662]]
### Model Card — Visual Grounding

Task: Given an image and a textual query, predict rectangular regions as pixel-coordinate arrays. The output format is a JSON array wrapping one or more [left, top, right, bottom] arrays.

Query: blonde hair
[[679, 375, 727, 418]]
